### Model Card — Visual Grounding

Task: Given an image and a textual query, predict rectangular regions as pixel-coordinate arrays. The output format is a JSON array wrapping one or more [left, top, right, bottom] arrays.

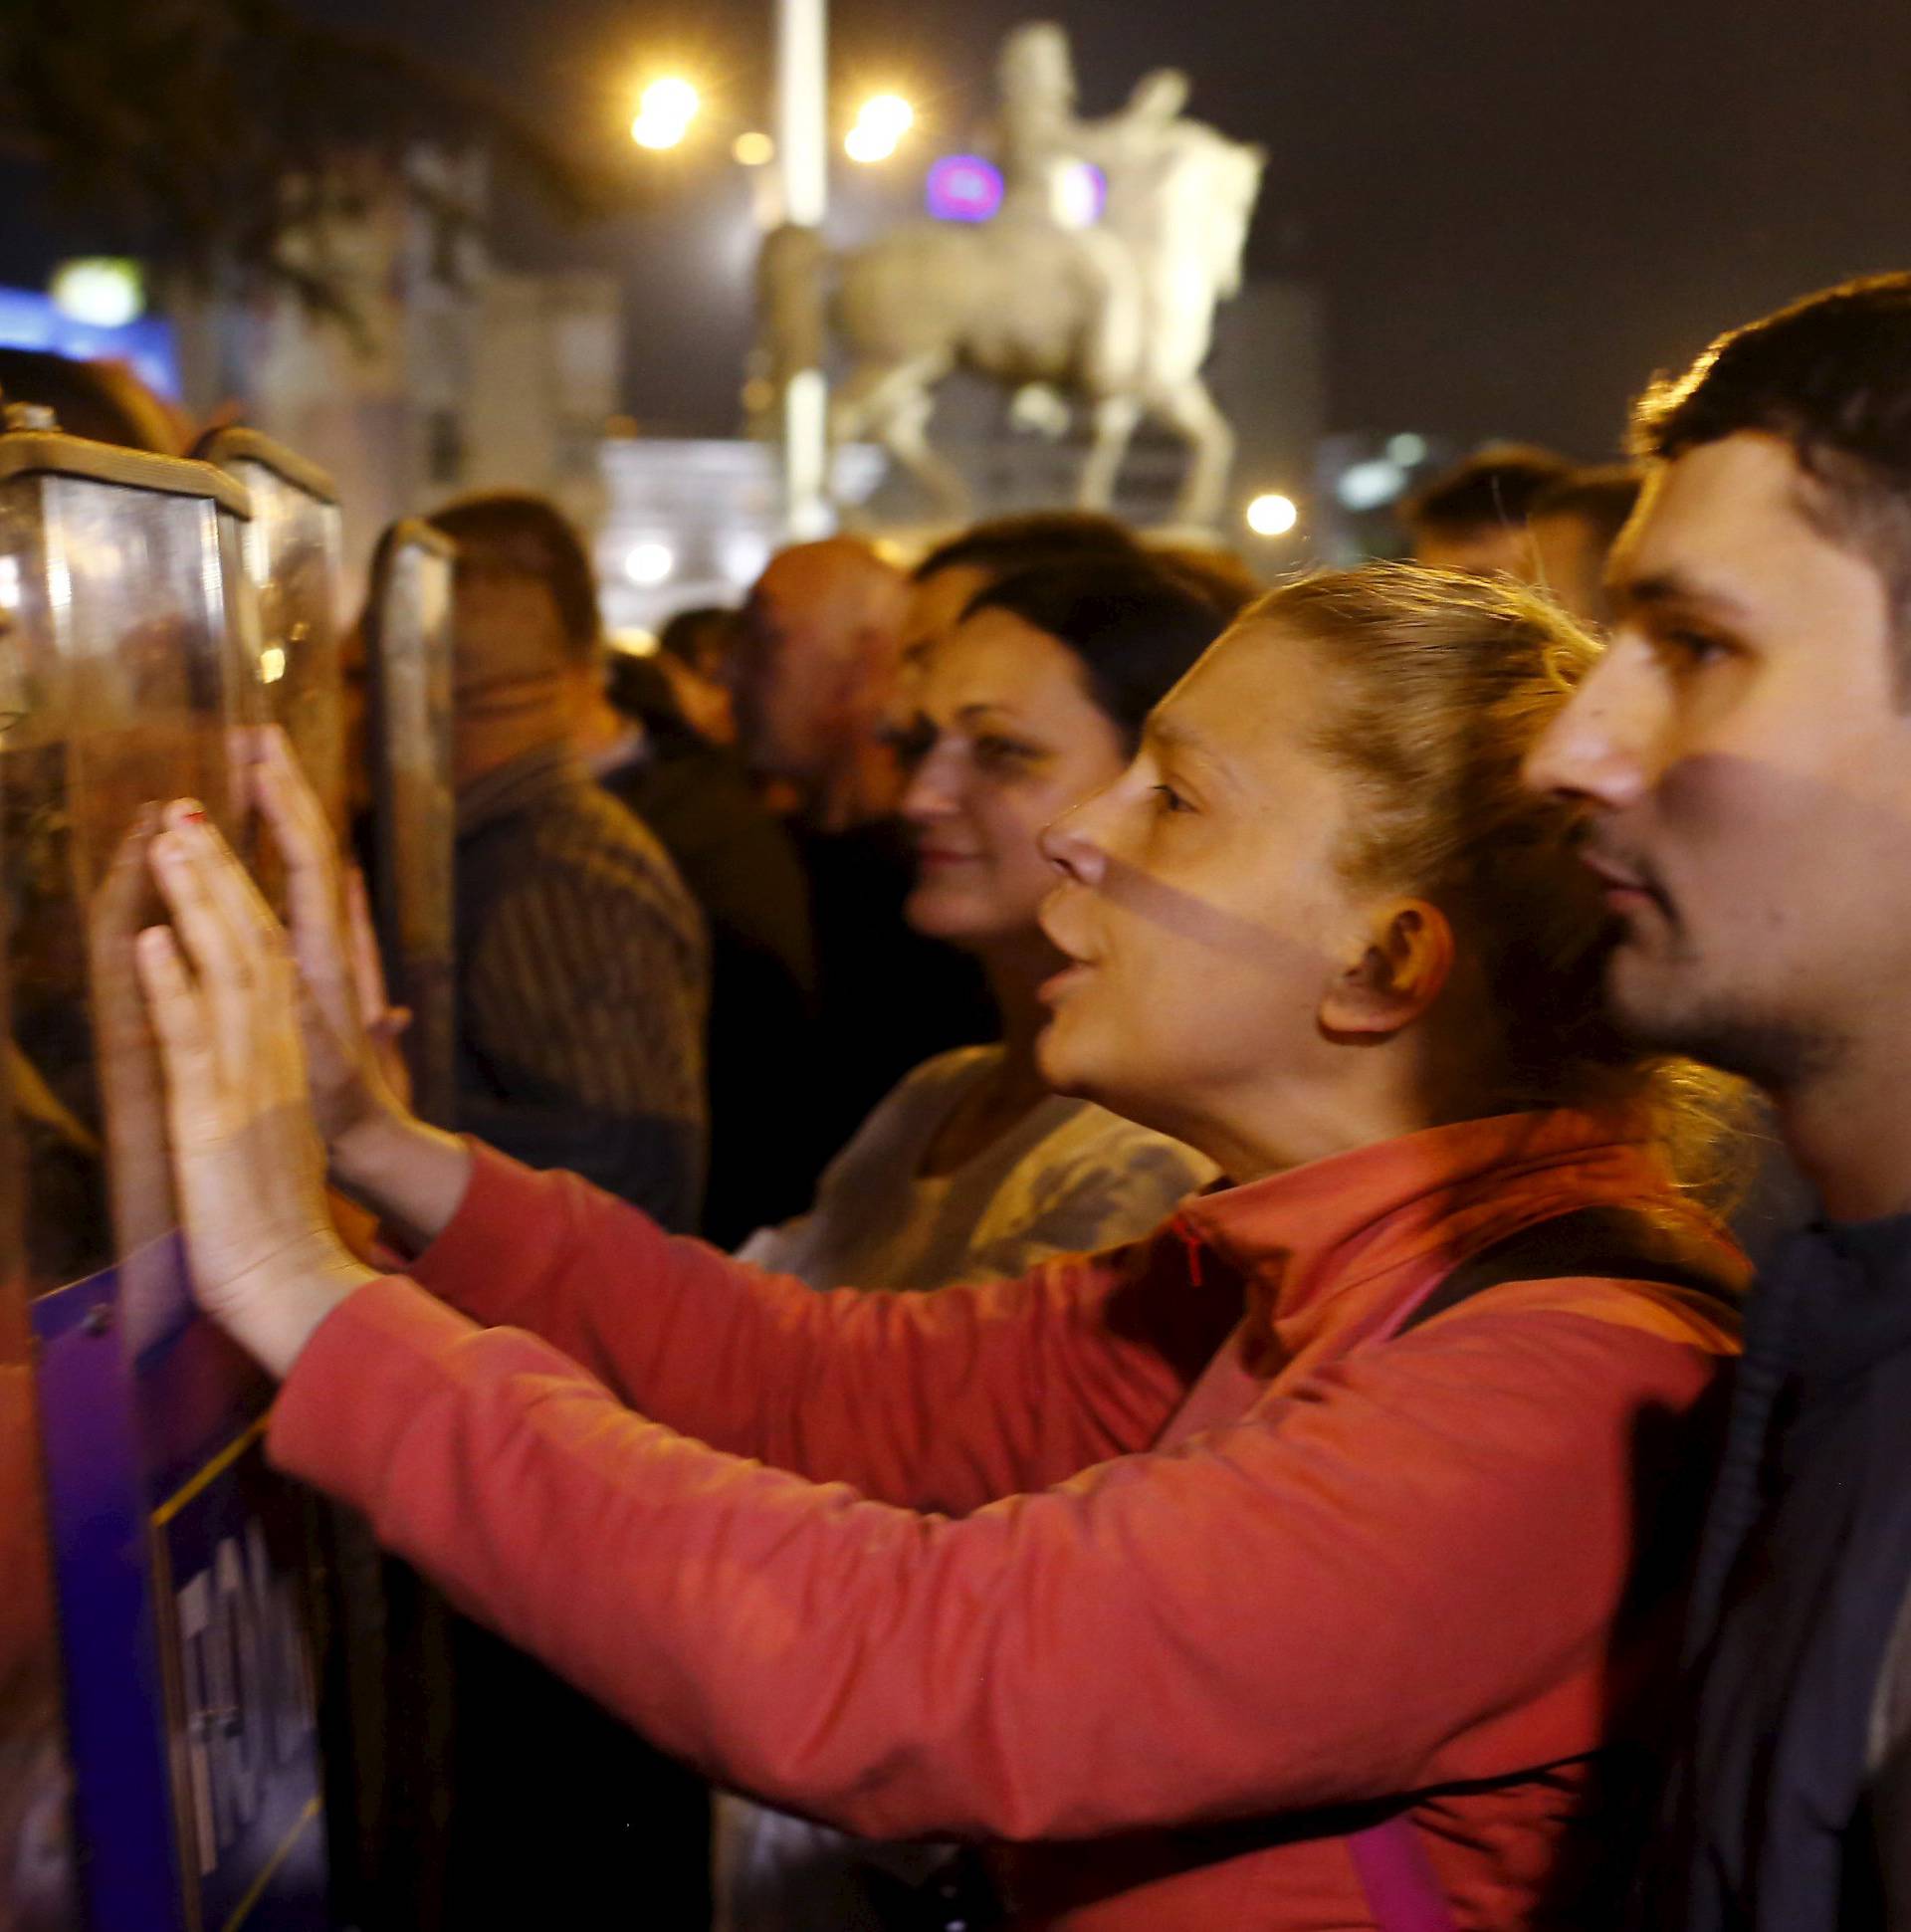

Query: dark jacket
[[1657, 1214, 1911, 1929], [793, 816, 995, 1186], [454, 744, 708, 1229], [594, 719, 818, 1245], [445, 743, 716, 1930]]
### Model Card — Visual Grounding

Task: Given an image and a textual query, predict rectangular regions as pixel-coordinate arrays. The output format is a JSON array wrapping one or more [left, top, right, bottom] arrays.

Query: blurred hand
[[135, 801, 372, 1377], [241, 727, 413, 1150]]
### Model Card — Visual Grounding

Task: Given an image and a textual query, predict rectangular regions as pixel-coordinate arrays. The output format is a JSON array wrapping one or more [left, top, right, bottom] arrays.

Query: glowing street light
[[49, 258, 144, 328], [860, 94, 914, 138], [624, 539, 677, 586], [845, 91, 914, 163], [1245, 492, 1300, 537], [632, 76, 701, 149], [734, 130, 776, 166]]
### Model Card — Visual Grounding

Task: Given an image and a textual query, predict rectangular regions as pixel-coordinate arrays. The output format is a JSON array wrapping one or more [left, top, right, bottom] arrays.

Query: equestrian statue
[[754, 23, 1267, 530]]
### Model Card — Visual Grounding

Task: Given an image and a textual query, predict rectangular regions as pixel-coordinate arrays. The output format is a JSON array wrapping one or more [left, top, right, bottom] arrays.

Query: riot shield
[[197, 431, 346, 836], [0, 774, 78, 1932], [364, 523, 457, 1131], [0, 417, 328, 1932]]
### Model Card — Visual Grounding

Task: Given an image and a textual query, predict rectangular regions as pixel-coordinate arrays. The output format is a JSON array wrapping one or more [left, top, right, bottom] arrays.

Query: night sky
[[23, 1, 1911, 460]]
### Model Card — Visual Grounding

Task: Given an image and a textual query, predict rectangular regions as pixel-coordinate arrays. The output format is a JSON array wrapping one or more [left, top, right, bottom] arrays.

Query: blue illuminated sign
[[0, 286, 181, 400], [926, 155, 1005, 223]]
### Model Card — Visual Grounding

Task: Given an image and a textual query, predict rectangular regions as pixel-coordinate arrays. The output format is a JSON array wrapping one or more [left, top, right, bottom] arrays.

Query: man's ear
[[1319, 899, 1455, 1040]]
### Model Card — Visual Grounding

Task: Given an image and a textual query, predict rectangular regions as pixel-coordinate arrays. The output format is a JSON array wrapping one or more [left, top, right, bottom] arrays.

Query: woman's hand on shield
[[135, 802, 374, 1377], [242, 727, 412, 1150], [241, 727, 473, 1252]]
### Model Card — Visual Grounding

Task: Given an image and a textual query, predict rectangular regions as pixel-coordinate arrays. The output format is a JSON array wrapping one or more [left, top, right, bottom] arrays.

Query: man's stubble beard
[[1604, 929, 1839, 1098]]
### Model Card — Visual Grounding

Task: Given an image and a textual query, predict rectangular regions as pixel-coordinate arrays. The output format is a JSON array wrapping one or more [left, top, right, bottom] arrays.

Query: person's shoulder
[[881, 1044, 1004, 1113], [532, 778, 700, 908], [1031, 1103, 1219, 1195], [1407, 1266, 1744, 1363], [957, 1104, 1215, 1276], [806, 1046, 1001, 1201]]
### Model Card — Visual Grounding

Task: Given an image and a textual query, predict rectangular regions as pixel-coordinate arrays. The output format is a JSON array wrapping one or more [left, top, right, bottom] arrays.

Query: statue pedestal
[[595, 437, 883, 635]]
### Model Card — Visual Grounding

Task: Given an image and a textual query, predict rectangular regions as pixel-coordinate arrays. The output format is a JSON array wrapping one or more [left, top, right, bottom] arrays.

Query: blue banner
[[32, 1234, 328, 1932]]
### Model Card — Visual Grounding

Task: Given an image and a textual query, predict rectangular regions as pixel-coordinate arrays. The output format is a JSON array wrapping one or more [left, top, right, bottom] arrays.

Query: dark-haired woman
[[740, 557, 1230, 1295]]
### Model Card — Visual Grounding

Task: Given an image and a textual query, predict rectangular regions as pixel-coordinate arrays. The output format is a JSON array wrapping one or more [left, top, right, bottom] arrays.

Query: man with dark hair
[[653, 603, 742, 745], [1401, 441, 1575, 576], [1527, 272, 1911, 1929], [1527, 465, 1643, 626]]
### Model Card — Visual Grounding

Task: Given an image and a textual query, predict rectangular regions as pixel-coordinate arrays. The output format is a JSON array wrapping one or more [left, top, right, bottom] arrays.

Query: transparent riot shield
[[197, 430, 346, 837], [365, 523, 457, 1131], [0, 416, 328, 1932], [0, 801, 79, 1932]]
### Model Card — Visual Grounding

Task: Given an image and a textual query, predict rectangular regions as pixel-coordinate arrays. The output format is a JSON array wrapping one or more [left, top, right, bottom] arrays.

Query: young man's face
[[1526, 431, 1911, 1092]]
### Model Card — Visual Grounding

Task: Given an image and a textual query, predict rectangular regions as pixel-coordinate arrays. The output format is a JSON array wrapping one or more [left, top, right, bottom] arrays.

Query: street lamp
[[1245, 492, 1300, 537], [623, 6, 832, 536], [776, 0, 831, 537], [845, 93, 914, 162], [631, 76, 701, 149]]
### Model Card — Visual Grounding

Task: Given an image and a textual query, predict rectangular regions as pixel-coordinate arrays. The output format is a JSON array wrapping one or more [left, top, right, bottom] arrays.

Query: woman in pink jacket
[[136, 564, 1745, 1929]]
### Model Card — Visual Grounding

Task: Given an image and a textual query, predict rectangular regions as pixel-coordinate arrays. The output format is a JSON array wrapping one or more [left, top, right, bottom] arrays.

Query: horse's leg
[[1159, 376, 1235, 531], [1078, 393, 1144, 512], [823, 362, 889, 525], [851, 354, 968, 522]]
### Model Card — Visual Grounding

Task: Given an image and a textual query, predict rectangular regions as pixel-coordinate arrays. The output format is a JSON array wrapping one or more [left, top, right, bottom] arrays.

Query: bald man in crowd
[[736, 538, 992, 1187], [737, 537, 915, 828]]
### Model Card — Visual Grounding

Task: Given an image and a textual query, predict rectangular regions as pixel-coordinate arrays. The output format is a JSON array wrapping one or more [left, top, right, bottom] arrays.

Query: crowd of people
[[66, 269, 1911, 1931]]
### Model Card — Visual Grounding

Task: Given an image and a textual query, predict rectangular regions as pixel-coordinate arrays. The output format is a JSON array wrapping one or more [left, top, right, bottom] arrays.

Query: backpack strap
[[1392, 1202, 1727, 1340], [1347, 1819, 1459, 1932], [1348, 1201, 1726, 1930]]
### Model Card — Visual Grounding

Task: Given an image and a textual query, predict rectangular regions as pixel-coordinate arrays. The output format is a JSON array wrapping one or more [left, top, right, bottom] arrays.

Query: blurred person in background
[[1401, 441, 1574, 576], [719, 550, 1234, 1928], [0, 345, 188, 453], [575, 644, 818, 1245], [654, 604, 743, 746], [737, 537, 915, 832], [900, 511, 1146, 655], [419, 492, 715, 1928], [1151, 541, 1264, 610], [902, 509, 1251, 656], [1526, 465, 1643, 627], [425, 491, 708, 1225], [736, 537, 994, 1188]]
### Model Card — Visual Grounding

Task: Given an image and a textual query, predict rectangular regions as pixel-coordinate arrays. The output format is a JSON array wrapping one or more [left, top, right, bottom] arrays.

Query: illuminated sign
[[926, 155, 1005, 223], [1053, 160, 1108, 230]]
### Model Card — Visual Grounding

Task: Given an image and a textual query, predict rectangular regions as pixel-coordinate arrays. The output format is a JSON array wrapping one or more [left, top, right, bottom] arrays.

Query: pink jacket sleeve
[[404, 1142, 1229, 1509], [267, 1271, 1730, 1842]]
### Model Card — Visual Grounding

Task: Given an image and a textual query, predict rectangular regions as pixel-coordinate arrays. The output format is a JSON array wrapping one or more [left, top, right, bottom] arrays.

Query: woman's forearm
[[328, 1104, 476, 1254]]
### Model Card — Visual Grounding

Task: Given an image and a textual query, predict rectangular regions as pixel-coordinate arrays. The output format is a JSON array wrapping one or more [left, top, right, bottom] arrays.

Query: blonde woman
[[135, 566, 1745, 1929]]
